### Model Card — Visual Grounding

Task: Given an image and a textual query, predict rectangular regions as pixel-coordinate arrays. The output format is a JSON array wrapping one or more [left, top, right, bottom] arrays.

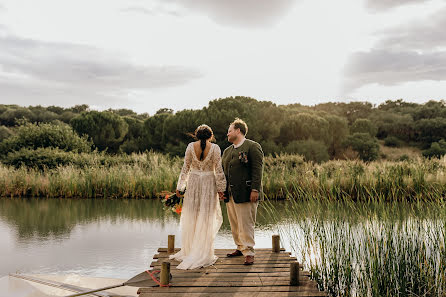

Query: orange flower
[[165, 194, 169, 200], [175, 205, 182, 214]]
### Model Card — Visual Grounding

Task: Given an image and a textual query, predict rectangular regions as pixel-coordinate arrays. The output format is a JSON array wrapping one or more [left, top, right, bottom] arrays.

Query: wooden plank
[[139, 292, 327, 297], [140, 247, 326, 297], [136, 278, 315, 287], [157, 272, 311, 278], [151, 262, 294, 268], [139, 284, 325, 294], [157, 248, 286, 253], [149, 267, 293, 273], [154, 254, 297, 261]]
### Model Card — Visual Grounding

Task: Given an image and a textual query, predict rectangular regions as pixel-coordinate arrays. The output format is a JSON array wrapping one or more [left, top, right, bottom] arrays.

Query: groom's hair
[[231, 118, 248, 136]]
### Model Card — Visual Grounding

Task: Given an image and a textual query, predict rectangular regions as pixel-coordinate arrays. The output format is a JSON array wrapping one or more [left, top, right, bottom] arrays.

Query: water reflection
[[0, 198, 288, 278]]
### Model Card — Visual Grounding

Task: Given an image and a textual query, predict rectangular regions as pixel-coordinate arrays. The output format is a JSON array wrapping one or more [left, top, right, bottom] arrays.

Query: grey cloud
[[376, 8, 446, 50], [343, 5, 446, 92], [0, 34, 202, 107], [343, 49, 446, 92], [365, 0, 432, 12], [151, 0, 296, 28]]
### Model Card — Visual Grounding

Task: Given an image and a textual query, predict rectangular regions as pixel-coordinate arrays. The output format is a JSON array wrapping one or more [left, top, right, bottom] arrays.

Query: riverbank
[[1, 152, 446, 200]]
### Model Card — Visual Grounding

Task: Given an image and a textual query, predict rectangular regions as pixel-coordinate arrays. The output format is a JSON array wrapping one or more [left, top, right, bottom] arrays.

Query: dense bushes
[[0, 122, 91, 156]]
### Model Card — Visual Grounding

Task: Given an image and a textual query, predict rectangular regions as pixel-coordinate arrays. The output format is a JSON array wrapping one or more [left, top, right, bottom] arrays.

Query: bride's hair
[[194, 124, 215, 160]]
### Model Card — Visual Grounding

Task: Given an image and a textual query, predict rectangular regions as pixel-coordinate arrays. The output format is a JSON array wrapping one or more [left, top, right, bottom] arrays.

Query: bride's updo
[[194, 124, 214, 160]]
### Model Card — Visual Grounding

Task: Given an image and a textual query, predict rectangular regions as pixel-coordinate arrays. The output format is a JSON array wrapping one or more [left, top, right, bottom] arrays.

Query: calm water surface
[[0, 198, 291, 279]]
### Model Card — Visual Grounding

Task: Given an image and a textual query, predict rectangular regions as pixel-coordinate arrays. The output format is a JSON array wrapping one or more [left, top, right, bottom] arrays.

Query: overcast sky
[[0, 0, 445, 114]]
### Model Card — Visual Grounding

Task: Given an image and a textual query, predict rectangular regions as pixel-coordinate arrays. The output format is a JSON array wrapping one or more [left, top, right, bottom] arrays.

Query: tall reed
[[2, 152, 446, 199], [263, 199, 446, 296]]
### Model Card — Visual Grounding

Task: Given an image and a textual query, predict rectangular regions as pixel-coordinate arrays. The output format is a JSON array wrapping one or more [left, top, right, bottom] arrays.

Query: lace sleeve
[[213, 144, 227, 192], [176, 143, 193, 191]]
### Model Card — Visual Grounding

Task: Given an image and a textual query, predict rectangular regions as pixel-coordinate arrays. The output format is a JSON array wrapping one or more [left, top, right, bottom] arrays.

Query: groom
[[221, 118, 264, 265]]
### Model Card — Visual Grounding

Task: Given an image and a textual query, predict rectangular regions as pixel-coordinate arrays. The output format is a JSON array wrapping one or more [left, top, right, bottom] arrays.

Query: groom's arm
[[249, 141, 264, 192]]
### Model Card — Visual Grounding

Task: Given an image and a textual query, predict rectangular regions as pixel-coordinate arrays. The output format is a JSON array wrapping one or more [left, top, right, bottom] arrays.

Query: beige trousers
[[226, 196, 258, 256]]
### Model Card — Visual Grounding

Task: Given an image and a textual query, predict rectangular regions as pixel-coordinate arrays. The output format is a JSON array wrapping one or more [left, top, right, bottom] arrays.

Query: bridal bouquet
[[163, 192, 184, 214]]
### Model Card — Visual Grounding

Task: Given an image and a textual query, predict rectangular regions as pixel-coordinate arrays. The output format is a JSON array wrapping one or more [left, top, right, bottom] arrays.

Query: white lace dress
[[169, 142, 227, 269]]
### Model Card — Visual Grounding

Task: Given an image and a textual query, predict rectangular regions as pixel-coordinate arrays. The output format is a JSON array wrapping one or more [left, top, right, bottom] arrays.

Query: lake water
[[0, 198, 290, 279]]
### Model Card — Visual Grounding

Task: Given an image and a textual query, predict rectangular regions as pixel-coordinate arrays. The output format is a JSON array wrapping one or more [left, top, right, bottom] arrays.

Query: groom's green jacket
[[222, 139, 264, 203]]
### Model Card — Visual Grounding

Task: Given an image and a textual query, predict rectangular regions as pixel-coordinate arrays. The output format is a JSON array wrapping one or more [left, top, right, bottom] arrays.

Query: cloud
[[343, 49, 446, 92], [0, 34, 202, 107], [365, 0, 432, 12], [376, 7, 446, 50], [137, 0, 296, 28], [343, 5, 446, 93]]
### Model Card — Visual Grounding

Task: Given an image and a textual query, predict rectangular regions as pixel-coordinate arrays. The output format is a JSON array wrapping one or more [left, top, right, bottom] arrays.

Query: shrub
[[350, 119, 377, 136], [0, 122, 91, 155], [384, 136, 402, 147], [344, 133, 380, 161], [422, 140, 446, 159], [285, 139, 329, 163], [0, 126, 13, 142], [3, 147, 79, 169]]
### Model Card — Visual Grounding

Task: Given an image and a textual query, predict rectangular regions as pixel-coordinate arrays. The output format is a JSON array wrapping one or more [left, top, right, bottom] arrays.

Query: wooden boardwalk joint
[[138, 236, 326, 297]]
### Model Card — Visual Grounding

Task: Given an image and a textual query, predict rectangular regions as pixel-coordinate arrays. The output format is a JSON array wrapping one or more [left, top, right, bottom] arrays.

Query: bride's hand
[[218, 192, 225, 200], [176, 190, 181, 197]]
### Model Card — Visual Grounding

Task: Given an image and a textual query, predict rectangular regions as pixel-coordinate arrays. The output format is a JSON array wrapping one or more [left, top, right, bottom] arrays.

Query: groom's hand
[[250, 190, 259, 202]]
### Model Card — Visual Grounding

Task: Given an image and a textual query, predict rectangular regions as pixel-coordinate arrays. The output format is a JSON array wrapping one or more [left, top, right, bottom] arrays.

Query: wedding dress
[[169, 142, 227, 269]]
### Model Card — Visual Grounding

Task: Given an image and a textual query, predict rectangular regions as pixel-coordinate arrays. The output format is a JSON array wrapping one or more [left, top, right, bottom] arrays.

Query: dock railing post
[[272, 235, 280, 253], [168, 235, 175, 254], [290, 261, 300, 286], [160, 261, 170, 286]]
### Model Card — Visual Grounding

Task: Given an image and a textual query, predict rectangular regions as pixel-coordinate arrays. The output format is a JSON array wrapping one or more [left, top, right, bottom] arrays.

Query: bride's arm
[[213, 145, 227, 194], [176, 143, 192, 192]]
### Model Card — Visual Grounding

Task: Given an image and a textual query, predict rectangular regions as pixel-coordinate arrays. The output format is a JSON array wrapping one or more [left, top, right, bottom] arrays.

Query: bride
[[169, 124, 226, 269]]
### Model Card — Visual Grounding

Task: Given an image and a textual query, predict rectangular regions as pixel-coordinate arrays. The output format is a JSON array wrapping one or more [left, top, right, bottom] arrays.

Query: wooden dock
[[137, 235, 326, 297]]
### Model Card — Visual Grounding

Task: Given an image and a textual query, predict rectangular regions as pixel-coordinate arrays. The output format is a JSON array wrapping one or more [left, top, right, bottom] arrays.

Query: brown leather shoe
[[244, 255, 254, 265], [226, 250, 243, 257]]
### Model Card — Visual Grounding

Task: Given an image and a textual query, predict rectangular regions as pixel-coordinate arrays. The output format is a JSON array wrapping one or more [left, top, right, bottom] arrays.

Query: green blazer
[[222, 139, 264, 203]]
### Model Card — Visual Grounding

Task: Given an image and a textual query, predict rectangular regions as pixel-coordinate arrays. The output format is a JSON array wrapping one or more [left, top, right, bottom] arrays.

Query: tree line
[[1, 97, 446, 163]]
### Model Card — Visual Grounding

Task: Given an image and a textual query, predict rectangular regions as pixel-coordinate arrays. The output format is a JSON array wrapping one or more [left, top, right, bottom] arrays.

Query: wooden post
[[272, 235, 280, 253], [168, 235, 175, 254], [290, 261, 300, 286], [160, 261, 170, 286]]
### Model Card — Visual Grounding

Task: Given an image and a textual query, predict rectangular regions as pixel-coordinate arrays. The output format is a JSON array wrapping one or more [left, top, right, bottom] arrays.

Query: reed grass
[[2, 152, 446, 200], [263, 199, 446, 296], [0, 151, 181, 198]]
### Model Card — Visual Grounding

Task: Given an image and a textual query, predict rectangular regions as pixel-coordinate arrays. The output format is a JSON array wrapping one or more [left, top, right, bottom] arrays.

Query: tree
[[70, 111, 128, 152], [141, 113, 172, 152], [414, 118, 446, 146], [285, 139, 329, 163], [277, 113, 329, 146], [0, 107, 35, 126], [156, 108, 174, 115], [340, 101, 373, 124], [350, 119, 377, 137], [0, 126, 13, 142], [325, 115, 349, 158], [69, 104, 89, 114], [344, 133, 379, 161]]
